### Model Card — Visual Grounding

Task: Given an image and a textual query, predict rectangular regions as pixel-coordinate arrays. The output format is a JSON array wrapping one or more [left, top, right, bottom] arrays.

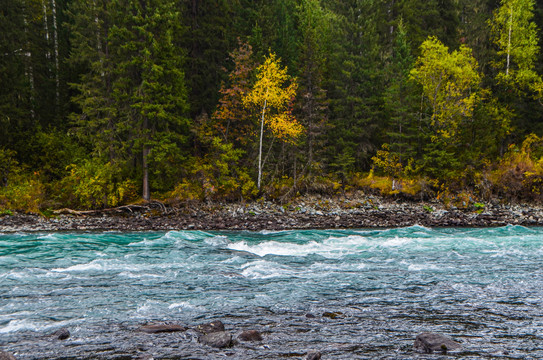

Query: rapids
[[1, 225, 543, 358]]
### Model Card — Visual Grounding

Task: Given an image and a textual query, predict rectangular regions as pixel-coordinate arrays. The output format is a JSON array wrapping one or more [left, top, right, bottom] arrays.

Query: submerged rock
[[322, 311, 343, 319], [199, 331, 232, 348], [414, 332, 461, 354], [196, 320, 225, 334], [238, 330, 263, 342], [139, 323, 187, 334], [0, 351, 16, 360], [52, 328, 70, 340], [306, 350, 322, 359]]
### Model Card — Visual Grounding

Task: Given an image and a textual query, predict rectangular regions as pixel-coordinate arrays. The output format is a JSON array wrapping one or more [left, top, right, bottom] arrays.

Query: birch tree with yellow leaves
[[243, 52, 302, 190]]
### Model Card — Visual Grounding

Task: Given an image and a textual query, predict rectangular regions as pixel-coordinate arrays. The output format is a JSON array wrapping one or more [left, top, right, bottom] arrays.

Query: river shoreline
[[2, 194, 542, 232]]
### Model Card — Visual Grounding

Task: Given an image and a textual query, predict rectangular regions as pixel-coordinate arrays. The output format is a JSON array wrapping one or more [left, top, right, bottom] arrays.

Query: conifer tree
[[382, 20, 417, 166], [0, 0, 30, 151], [324, 0, 384, 171], [296, 0, 334, 175], [69, 0, 189, 201], [182, 0, 236, 119], [109, 0, 189, 200]]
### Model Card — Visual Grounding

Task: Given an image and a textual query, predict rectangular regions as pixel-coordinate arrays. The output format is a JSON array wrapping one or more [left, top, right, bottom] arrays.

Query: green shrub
[[61, 159, 138, 209], [490, 134, 543, 202]]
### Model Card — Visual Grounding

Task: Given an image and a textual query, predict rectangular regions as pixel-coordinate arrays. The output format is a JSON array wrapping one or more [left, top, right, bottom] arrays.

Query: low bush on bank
[[1, 135, 542, 214]]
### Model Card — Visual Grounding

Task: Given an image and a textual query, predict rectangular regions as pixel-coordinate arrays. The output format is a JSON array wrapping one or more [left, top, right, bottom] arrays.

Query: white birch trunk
[[51, 0, 60, 103], [41, 0, 51, 59], [258, 97, 267, 190], [506, 5, 513, 76], [22, 0, 35, 119]]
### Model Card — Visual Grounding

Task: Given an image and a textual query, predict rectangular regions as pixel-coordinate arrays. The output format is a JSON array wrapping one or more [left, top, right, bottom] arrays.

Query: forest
[[1, 0, 543, 213]]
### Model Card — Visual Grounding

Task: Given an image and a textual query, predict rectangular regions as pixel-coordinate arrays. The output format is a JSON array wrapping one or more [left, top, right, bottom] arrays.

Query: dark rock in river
[[238, 330, 263, 341], [0, 351, 16, 360], [196, 320, 225, 334], [199, 331, 232, 348], [306, 350, 322, 360], [322, 311, 343, 319], [52, 328, 70, 340], [139, 323, 187, 333], [414, 332, 461, 354]]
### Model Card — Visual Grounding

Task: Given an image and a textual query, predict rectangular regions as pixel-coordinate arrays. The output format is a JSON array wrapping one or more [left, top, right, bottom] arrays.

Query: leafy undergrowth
[[1, 135, 542, 214]]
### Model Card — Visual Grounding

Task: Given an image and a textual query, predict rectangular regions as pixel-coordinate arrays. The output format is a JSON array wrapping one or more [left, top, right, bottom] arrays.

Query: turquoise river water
[[1, 225, 543, 359]]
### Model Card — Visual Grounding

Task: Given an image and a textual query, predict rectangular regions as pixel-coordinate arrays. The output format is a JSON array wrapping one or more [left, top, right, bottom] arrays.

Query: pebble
[[1, 195, 543, 232]]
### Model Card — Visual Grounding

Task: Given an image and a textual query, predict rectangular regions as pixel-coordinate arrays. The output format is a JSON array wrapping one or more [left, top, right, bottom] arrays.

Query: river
[[1, 225, 542, 359]]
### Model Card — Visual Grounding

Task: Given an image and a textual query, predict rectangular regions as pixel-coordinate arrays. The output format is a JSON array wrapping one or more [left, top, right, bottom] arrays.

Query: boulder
[[414, 332, 461, 354], [237, 330, 263, 342], [0, 351, 16, 360], [195, 320, 225, 334], [52, 328, 70, 340], [139, 323, 187, 334], [199, 331, 232, 348], [306, 350, 321, 360]]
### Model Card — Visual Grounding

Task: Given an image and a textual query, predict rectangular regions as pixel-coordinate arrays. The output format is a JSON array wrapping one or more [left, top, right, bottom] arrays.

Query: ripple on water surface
[[1, 226, 543, 358]]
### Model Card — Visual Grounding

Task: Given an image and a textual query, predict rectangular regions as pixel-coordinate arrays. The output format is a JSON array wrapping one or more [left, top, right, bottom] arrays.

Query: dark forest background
[[1, 0, 543, 212]]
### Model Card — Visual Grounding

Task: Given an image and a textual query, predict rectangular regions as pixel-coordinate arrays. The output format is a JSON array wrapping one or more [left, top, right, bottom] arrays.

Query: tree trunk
[[506, 5, 512, 76], [51, 0, 60, 105], [143, 146, 150, 202], [41, 0, 51, 59], [258, 95, 267, 190], [22, 0, 35, 120]]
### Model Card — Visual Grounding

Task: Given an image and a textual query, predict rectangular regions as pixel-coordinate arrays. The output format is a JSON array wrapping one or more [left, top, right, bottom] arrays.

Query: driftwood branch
[[52, 201, 169, 216]]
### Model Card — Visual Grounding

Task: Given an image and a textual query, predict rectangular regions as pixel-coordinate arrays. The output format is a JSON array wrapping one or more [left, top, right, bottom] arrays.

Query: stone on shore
[[139, 323, 187, 334], [414, 332, 461, 354], [199, 331, 232, 348], [238, 330, 263, 342], [0, 351, 16, 360]]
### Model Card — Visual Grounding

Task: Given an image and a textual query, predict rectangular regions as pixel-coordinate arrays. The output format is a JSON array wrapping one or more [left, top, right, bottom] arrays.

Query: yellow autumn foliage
[[243, 52, 302, 141]]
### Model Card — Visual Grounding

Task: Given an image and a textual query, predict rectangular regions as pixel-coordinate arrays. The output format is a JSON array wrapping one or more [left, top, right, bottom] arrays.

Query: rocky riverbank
[[1, 194, 543, 232]]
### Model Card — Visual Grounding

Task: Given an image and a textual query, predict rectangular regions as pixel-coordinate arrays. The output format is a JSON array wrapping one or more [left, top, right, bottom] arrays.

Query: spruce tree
[[109, 0, 190, 200], [324, 0, 384, 172], [296, 0, 334, 175]]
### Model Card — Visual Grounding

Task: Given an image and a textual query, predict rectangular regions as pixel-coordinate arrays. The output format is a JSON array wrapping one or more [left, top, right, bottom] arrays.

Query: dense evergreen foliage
[[1, 0, 543, 211]]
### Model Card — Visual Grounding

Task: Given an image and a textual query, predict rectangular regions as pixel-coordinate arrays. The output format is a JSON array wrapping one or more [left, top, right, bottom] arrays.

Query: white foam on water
[[0, 319, 43, 333], [133, 299, 172, 318], [52, 259, 142, 273], [164, 230, 214, 241], [240, 260, 296, 279], [0, 318, 81, 334], [227, 235, 374, 258], [0, 311, 33, 323], [37, 233, 58, 240], [258, 229, 288, 235], [168, 301, 205, 311], [228, 240, 323, 257], [204, 235, 230, 247], [381, 237, 413, 247]]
